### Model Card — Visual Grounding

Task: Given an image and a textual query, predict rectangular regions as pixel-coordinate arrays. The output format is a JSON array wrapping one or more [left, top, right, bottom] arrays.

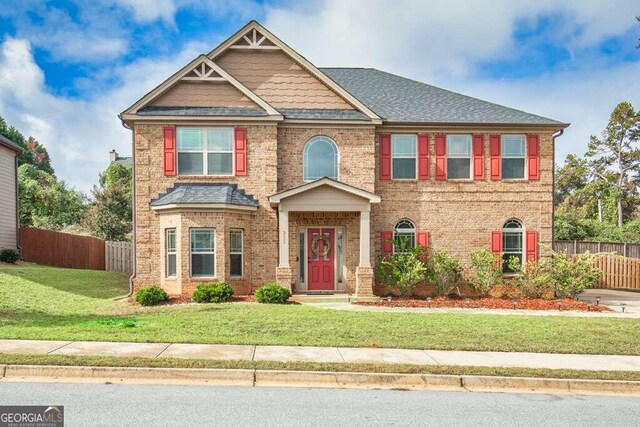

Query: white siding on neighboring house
[[0, 144, 18, 249]]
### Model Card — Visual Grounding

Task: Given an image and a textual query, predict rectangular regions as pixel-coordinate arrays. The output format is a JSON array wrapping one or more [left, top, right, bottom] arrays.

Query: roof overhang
[[378, 122, 571, 131], [151, 203, 258, 213], [268, 177, 381, 209], [0, 135, 24, 154]]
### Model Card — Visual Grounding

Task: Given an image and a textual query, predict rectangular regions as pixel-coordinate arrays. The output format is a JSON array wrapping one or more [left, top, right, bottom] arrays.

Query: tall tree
[[586, 102, 640, 227], [0, 116, 54, 174], [18, 164, 86, 229], [86, 163, 132, 241]]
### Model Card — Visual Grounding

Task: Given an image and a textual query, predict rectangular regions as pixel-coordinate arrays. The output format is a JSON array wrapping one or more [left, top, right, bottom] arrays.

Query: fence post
[[624, 242, 628, 257], [598, 241, 602, 253], [573, 240, 577, 256]]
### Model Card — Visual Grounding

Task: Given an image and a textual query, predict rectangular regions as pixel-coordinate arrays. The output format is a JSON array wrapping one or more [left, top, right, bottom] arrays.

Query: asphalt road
[[0, 382, 638, 426]]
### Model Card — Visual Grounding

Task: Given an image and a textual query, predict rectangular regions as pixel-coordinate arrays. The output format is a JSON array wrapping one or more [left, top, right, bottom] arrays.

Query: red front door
[[307, 228, 335, 291]]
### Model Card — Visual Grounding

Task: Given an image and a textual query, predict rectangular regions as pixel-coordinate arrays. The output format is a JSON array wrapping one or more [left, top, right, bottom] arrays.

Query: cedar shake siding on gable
[[150, 81, 258, 108], [216, 50, 352, 109]]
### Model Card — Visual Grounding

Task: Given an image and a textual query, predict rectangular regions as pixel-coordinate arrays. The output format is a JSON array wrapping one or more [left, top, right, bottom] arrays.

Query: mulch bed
[[354, 297, 612, 312]]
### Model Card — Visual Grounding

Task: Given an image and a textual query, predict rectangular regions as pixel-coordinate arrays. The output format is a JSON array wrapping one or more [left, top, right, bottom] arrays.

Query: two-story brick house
[[120, 21, 568, 297]]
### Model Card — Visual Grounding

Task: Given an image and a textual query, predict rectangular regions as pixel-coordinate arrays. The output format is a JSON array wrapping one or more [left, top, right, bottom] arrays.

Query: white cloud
[[0, 37, 206, 193], [114, 0, 177, 24]]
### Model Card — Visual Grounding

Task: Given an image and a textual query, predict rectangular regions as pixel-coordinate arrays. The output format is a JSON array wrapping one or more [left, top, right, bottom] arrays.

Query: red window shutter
[[473, 134, 484, 180], [435, 134, 446, 181], [379, 134, 391, 180], [417, 230, 429, 251], [526, 230, 539, 262], [491, 231, 503, 253], [234, 127, 247, 176], [381, 231, 393, 257], [418, 134, 430, 180], [163, 126, 176, 176], [489, 134, 501, 181], [527, 134, 540, 180]]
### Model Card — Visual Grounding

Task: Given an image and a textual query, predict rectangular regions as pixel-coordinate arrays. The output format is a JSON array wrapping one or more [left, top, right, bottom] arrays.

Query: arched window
[[502, 219, 524, 273], [303, 136, 338, 181], [394, 219, 416, 252]]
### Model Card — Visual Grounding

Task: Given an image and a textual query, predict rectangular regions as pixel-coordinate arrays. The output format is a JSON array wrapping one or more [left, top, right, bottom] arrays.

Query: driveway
[[580, 289, 640, 313]]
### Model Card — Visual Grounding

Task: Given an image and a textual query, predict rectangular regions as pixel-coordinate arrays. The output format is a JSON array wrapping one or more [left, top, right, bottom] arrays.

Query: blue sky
[[0, 0, 638, 193]]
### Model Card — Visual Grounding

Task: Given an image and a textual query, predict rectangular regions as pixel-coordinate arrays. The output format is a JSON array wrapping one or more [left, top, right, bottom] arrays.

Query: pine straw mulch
[[354, 296, 612, 312]]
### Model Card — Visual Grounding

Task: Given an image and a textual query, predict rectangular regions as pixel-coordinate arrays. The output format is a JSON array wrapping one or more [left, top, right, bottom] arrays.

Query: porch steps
[[291, 294, 379, 304]]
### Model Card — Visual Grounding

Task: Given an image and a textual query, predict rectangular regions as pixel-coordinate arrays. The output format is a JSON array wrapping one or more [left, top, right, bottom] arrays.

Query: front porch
[[268, 178, 381, 296]]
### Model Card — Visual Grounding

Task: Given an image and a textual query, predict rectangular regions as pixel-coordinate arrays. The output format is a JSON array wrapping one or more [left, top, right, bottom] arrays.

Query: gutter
[[14, 153, 20, 254], [120, 117, 136, 297], [551, 129, 565, 244]]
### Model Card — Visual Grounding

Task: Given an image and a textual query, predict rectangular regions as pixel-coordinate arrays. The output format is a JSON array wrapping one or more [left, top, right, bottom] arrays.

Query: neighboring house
[[120, 21, 569, 297], [109, 149, 132, 167], [0, 135, 23, 251]]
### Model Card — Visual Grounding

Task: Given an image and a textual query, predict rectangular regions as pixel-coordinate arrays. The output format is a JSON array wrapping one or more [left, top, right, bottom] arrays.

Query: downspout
[[14, 153, 21, 255], [551, 129, 565, 245], [120, 116, 136, 297]]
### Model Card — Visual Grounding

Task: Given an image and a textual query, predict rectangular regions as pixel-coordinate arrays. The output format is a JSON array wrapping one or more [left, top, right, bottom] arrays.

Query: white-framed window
[[177, 128, 234, 176], [447, 135, 472, 179], [303, 136, 339, 181], [394, 219, 416, 252], [502, 135, 526, 179], [190, 228, 215, 277], [229, 229, 243, 277], [391, 134, 417, 179], [166, 228, 177, 278], [502, 219, 524, 273]]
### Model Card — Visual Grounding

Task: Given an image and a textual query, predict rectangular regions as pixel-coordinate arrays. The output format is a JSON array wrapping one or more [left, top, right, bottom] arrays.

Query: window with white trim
[[229, 229, 243, 277], [394, 219, 416, 252], [166, 229, 176, 277], [502, 219, 524, 273], [502, 135, 526, 179], [303, 136, 338, 181], [447, 135, 472, 179], [391, 134, 417, 179], [190, 228, 215, 277], [177, 128, 233, 176]]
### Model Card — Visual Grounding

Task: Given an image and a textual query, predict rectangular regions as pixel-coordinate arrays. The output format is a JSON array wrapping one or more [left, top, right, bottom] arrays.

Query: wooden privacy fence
[[105, 241, 133, 274], [591, 255, 640, 290], [553, 240, 640, 259], [19, 228, 105, 270]]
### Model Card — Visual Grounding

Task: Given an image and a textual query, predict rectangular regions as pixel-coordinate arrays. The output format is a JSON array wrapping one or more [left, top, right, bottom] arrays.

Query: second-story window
[[303, 136, 338, 181], [391, 134, 417, 179], [177, 128, 233, 176], [447, 135, 471, 179], [502, 135, 526, 179]]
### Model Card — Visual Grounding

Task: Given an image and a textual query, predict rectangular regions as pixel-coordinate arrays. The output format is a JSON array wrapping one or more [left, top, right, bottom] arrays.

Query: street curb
[[2, 365, 254, 386], [1, 365, 640, 395]]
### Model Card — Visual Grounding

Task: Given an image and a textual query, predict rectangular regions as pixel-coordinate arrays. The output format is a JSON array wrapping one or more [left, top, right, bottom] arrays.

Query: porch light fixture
[[595, 296, 601, 305], [620, 303, 627, 313]]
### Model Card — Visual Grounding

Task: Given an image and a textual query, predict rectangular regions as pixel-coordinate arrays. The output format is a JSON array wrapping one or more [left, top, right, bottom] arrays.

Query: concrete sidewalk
[[1, 339, 639, 372]]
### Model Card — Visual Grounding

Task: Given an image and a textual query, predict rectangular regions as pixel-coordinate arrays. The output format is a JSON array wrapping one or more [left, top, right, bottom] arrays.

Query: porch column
[[278, 209, 289, 268], [359, 209, 371, 267], [355, 208, 374, 297], [276, 208, 293, 291]]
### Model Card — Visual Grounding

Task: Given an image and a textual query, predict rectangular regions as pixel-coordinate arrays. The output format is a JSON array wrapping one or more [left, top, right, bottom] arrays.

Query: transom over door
[[307, 228, 335, 291]]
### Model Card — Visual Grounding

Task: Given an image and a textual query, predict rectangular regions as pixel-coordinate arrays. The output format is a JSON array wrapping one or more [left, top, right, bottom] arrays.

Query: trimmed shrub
[[551, 251, 602, 298], [469, 248, 503, 295], [507, 257, 554, 299], [135, 286, 168, 306], [0, 249, 20, 264], [192, 282, 234, 303], [255, 283, 291, 304], [426, 250, 463, 296], [376, 245, 427, 296]]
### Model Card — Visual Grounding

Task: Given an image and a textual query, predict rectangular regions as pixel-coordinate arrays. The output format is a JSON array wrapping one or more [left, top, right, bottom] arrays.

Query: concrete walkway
[[1, 339, 639, 372]]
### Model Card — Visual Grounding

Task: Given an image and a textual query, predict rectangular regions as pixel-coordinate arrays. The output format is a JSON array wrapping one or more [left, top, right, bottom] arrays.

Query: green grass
[[1, 264, 640, 355], [1, 353, 639, 382]]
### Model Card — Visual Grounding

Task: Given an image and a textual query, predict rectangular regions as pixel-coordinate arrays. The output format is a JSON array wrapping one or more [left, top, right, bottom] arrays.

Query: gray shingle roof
[[112, 156, 132, 167], [138, 106, 268, 117], [278, 108, 370, 121], [151, 183, 259, 208], [321, 68, 566, 126]]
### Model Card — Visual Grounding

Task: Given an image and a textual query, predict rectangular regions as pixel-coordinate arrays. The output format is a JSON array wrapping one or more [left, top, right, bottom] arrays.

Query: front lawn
[[1, 264, 639, 355]]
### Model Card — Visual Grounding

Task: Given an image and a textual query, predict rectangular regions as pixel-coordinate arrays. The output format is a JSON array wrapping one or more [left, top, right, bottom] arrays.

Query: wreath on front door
[[312, 234, 330, 258]]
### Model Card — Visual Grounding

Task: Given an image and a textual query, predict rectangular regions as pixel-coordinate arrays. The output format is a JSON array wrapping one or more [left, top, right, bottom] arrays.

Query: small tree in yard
[[507, 257, 553, 299], [376, 240, 427, 297], [427, 250, 463, 296], [469, 248, 503, 295]]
